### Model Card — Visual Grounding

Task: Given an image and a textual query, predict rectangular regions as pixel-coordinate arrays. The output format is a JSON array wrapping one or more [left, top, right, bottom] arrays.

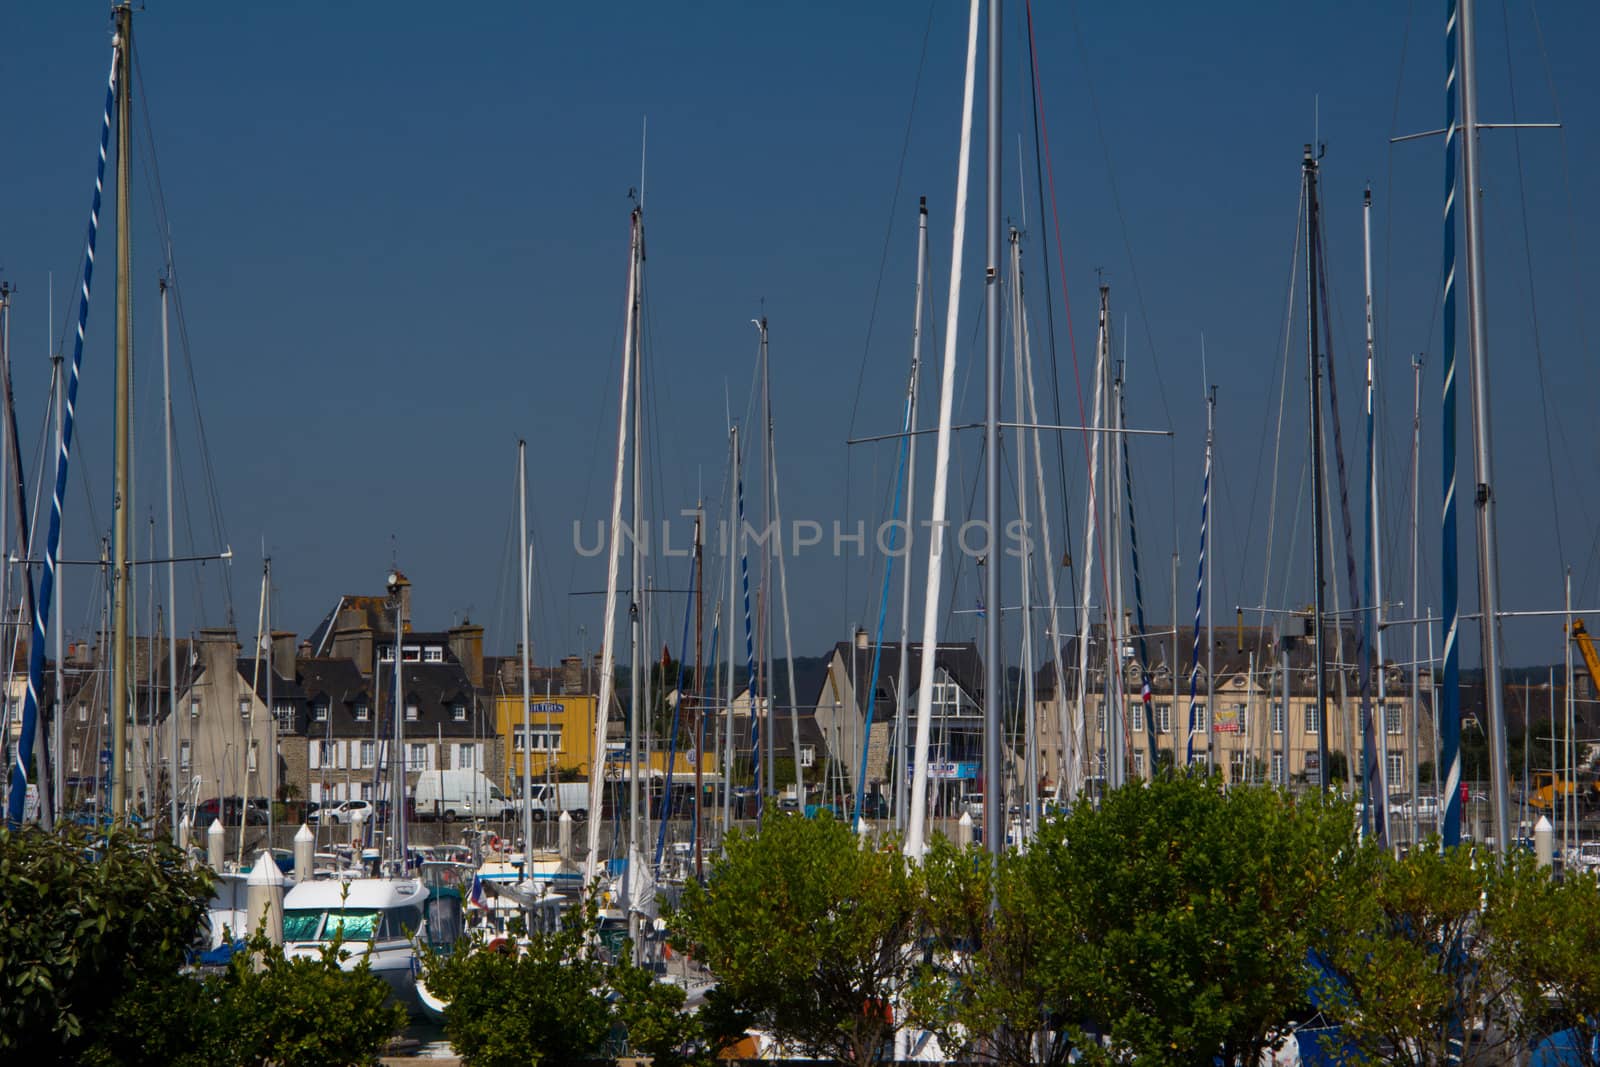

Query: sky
[[1, 1, 1597, 673]]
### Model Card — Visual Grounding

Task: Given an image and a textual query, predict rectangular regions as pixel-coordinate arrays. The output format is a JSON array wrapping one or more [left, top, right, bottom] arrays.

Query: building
[[1036, 620, 1437, 792], [811, 635, 986, 811]]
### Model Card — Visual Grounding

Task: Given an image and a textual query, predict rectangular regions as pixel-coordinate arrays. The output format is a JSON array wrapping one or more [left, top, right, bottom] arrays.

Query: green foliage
[[1015, 776, 1356, 1065], [1486, 856, 1600, 1065], [423, 896, 616, 1066], [0, 826, 402, 1066], [0, 825, 210, 1059], [671, 814, 921, 1066], [203, 927, 405, 1067], [1316, 840, 1512, 1066]]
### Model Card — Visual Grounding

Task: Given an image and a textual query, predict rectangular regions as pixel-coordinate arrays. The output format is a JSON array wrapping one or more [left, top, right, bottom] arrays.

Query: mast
[[1010, 228, 1037, 835], [1409, 354, 1423, 843], [905, 0, 978, 859], [723, 425, 738, 837], [162, 275, 179, 840], [390, 568, 406, 864], [1108, 353, 1125, 787], [1204, 387, 1215, 772], [52, 327, 65, 823], [1456, 0, 1511, 853], [692, 508, 703, 879], [1363, 187, 1392, 834], [518, 440, 533, 859], [583, 208, 641, 885], [896, 198, 928, 832], [1071, 288, 1108, 795], [981, 0, 1004, 859], [628, 207, 645, 943], [1303, 145, 1330, 795], [1439, 0, 1465, 848], [110, 2, 133, 821]]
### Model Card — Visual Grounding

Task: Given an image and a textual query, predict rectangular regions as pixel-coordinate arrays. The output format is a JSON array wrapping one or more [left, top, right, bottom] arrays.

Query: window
[[313, 700, 328, 722], [70, 744, 81, 773], [1233, 702, 1247, 734], [274, 703, 294, 727], [180, 741, 191, 774], [247, 742, 258, 773], [1305, 703, 1321, 735], [1095, 707, 1107, 735], [799, 745, 816, 768], [1130, 702, 1145, 733], [405, 701, 419, 722], [77, 703, 89, 723], [1271, 701, 1284, 734], [1229, 750, 1249, 783], [456, 744, 476, 770], [1133, 751, 1145, 777], [360, 782, 373, 802], [407, 743, 427, 771], [355, 701, 369, 722], [1387, 753, 1405, 786], [360, 741, 375, 769], [239, 698, 252, 718], [1190, 703, 1207, 733], [402, 645, 421, 663], [1385, 703, 1402, 735], [1155, 703, 1172, 734], [452, 703, 466, 723], [319, 740, 335, 768], [515, 726, 561, 753], [424, 647, 444, 663], [379, 644, 395, 663], [1271, 753, 1285, 785]]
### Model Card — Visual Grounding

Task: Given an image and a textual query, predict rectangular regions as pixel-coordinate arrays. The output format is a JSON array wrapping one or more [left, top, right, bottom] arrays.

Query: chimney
[[271, 631, 297, 681], [386, 569, 413, 632], [562, 655, 583, 695], [448, 621, 484, 688]]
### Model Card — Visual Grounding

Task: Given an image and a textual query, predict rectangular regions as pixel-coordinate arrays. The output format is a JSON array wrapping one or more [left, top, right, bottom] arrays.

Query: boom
[[1572, 619, 1600, 698]]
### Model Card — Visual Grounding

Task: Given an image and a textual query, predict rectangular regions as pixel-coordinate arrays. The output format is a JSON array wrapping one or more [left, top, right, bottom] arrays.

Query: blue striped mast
[[1439, 0, 1464, 848], [7, 39, 120, 827], [1185, 389, 1213, 768]]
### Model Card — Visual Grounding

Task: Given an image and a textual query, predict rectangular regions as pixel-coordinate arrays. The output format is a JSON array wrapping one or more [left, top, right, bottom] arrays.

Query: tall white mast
[[584, 209, 641, 886], [980, 0, 1004, 860], [1069, 288, 1108, 797], [1363, 188, 1391, 815], [1009, 229, 1037, 837], [518, 440, 533, 860], [904, 0, 979, 859], [723, 425, 738, 836]]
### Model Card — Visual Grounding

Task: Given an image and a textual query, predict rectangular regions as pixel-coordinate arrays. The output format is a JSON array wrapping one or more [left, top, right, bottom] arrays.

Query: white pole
[[518, 441, 533, 858], [1010, 229, 1036, 836], [584, 211, 641, 886], [895, 199, 928, 833], [904, 0, 979, 861], [1364, 188, 1392, 825], [1070, 293, 1108, 797]]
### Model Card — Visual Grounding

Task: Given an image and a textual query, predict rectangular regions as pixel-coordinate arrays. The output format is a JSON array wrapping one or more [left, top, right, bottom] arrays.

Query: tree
[[1014, 776, 1356, 1065], [1316, 840, 1516, 1066], [912, 836, 1072, 1066], [670, 814, 922, 1065], [1483, 855, 1600, 1066], [0, 826, 210, 1060], [422, 897, 615, 1066], [204, 928, 405, 1067]]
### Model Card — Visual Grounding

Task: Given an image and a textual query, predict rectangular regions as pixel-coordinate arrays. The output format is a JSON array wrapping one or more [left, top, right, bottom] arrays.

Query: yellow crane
[[1529, 619, 1600, 811], [1573, 618, 1600, 696]]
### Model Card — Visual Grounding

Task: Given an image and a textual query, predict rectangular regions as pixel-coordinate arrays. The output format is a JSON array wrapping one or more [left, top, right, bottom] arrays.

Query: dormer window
[[452, 702, 466, 722], [355, 701, 370, 722], [313, 700, 329, 722], [405, 700, 419, 722], [424, 647, 444, 663], [379, 645, 395, 663]]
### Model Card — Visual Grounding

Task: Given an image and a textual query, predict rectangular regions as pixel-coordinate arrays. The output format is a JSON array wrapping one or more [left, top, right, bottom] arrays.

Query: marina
[[4, 1, 1600, 1063]]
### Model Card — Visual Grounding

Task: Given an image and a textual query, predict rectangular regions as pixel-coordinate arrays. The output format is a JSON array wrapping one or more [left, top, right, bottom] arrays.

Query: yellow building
[[492, 688, 717, 797]]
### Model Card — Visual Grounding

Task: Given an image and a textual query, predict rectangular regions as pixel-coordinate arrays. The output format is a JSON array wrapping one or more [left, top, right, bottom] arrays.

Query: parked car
[[308, 799, 371, 825], [1390, 795, 1440, 820], [195, 796, 268, 826]]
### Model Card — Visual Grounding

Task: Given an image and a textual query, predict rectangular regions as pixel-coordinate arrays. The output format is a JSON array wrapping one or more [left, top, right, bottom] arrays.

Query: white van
[[414, 770, 510, 821], [523, 782, 590, 822]]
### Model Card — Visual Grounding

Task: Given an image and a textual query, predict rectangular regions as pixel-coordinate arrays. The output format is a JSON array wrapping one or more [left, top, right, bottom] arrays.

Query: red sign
[[1460, 782, 1469, 804]]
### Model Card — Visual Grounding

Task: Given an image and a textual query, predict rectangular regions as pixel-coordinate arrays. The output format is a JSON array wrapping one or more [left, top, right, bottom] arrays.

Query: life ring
[[486, 936, 511, 954], [487, 834, 502, 853]]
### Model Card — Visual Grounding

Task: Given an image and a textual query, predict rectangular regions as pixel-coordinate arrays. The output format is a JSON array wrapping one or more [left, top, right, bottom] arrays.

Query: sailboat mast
[[895, 198, 928, 833], [518, 440, 533, 858], [583, 208, 641, 885], [981, 0, 1004, 859], [757, 317, 774, 805], [1408, 354, 1423, 841], [110, 2, 133, 821], [1303, 145, 1330, 795], [161, 276, 180, 840], [1363, 188, 1392, 825], [692, 508, 703, 879], [1456, 0, 1511, 853], [1010, 228, 1036, 836], [724, 425, 738, 836], [629, 209, 645, 922]]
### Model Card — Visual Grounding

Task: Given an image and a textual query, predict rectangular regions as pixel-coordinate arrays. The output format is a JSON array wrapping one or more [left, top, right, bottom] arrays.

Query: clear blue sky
[[2, 1, 1596, 671]]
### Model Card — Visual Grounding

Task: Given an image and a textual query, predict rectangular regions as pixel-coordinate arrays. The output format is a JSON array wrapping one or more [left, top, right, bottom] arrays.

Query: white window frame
[[360, 740, 375, 769], [313, 701, 329, 722], [424, 647, 444, 663], [1271, 701, 1284, 734], [179, 741, 191, 774], [78, 703, 89, 723], [355, 701, 370, 722], [452, 703, 467, 723], [1387, 752, 1405, 785], [1131, 702, 1145, 733], [1385, 703, 1403, 735], [405, 701, 419, 722], [407, 743, 428, 772], [70, 745, 82, 773], [1191, 703, 1207, 733], [456, 744, 476, 770], [1271, 753, 1285, 785], [247, 741, 258, 773], [1305, 704, 1321, 735], [238, 697, 252, 718], [799, 745, 816, 768], [1155, 703, 1172, 734], [379, 645, 395, 663]]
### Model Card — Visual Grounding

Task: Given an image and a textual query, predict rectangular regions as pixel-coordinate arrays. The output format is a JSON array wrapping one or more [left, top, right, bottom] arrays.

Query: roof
[[825, 639, 984, 719]]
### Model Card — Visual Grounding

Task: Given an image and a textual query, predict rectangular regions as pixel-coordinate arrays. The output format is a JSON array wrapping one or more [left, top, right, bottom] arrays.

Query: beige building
[[1036, 622, 1438, 796]]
